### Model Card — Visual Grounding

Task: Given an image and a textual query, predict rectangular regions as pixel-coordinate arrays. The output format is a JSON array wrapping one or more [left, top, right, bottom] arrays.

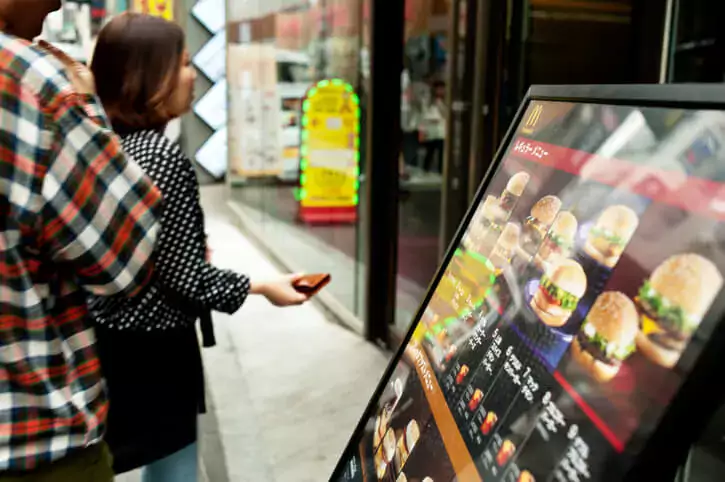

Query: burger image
[[394, 420, 419, 474], [374, 446, 387, 479], [520, 195, 562, 258], [583, 205, 639, 268], [468, 389, 484, 411], [500, 172, 530, 211], [530, 259, 587, 327], [455, 364, 470, 385], [480, 411, 498, 435], [571, 292, 639, 382], [444, 344, 458, 363], [481, 195, 506, 231], [534, 211, 578, 272], [518, 470, 535, 482], [382, 428, 396, 463], [466, 196, 505, 253], [489, 223, 521, 274], [635, 254, 723, 368], [373, 406, 392, 448], [405, 420, 420, 453], [496, 439, 516, 466]]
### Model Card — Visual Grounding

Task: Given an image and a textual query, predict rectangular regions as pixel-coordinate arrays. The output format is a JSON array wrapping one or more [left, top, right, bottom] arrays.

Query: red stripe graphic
[[553, 370, 625, 453], [509, 138, 725, 221]]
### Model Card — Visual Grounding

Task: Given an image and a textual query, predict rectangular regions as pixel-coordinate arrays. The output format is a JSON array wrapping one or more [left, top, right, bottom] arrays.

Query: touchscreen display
[[331, 100, 725, 482]]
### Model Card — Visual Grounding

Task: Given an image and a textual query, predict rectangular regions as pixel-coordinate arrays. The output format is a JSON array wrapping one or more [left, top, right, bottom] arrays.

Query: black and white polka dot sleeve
[[150, 148, 250, 315]]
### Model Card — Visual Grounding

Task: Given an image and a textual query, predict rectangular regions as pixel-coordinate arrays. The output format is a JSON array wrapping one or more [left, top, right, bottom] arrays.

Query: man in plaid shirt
[[0, 1, 162, 480]]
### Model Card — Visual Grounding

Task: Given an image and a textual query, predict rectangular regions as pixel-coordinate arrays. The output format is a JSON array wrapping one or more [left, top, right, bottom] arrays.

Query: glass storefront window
[[226, 1, 366, 324], [394, 0, 451, 334]]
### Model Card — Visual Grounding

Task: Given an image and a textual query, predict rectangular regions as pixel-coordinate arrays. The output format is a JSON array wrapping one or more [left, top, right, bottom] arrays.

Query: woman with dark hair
[[89, 13, 309, 481]]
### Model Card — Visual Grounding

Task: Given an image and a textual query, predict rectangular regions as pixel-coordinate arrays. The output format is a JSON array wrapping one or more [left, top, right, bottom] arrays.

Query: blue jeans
[[141, 442, 198, 482]]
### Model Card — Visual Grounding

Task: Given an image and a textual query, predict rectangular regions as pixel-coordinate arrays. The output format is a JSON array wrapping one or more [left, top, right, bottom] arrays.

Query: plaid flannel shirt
[[0, 33, 162, 471]]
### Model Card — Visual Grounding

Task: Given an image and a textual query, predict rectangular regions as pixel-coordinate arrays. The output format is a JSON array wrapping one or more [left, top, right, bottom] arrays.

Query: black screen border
[[329, 84, 725, 482]]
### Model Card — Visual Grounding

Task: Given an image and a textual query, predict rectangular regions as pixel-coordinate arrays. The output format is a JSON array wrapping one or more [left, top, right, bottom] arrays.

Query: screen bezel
[[330, 84, 725, 482]]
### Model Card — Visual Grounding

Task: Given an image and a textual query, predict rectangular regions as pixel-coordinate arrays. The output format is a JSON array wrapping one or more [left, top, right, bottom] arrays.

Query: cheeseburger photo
[[520, 195, 562, 258], [500, 171, 530, 212], [584, 205, 639, 268], [571, 292, 639, 382], [534, 211, 578, 272], [636, 253, 723, 368], [531, 259, 587, 327], [490, 223, 521, 274]]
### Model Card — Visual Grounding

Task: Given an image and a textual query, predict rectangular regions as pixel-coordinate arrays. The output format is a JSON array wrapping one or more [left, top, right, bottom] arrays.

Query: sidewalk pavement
[[118, 186, 390, 481]]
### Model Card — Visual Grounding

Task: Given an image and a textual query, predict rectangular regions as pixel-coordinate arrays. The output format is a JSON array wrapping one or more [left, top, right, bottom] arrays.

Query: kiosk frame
[[330, 84, 725, 482]]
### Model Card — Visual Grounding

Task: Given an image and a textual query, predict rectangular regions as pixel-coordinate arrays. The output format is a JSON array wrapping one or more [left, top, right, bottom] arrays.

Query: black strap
[[199, 310, 216, 348]]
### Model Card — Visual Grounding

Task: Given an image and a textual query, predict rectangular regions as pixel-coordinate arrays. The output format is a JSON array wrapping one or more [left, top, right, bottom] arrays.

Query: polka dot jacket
[[89, 129, 250, 331]]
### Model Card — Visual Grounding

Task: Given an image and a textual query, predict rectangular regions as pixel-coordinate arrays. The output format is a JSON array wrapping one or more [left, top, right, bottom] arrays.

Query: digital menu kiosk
[[330, 85, 725, 482]]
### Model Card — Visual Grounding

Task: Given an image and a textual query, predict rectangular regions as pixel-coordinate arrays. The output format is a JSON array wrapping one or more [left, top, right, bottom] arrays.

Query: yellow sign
[[132, 0, 173, 20], [300, 79, 360, 209]]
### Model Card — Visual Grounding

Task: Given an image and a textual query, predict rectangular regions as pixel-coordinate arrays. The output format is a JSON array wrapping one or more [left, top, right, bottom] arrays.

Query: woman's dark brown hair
[[91, 12, 185, 134]]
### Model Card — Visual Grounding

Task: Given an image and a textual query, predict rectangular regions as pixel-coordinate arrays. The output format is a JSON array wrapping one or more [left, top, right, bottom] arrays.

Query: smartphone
[[293, 273, 331, 296]]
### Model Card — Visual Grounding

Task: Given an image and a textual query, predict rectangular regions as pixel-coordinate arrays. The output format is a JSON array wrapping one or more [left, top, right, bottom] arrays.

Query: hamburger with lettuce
[[534, 211, 578, 273], [584, 205, 639, 268], [636, 253, 723, 368], [530, 259, 587, 328], [571, 292, 638, 382]]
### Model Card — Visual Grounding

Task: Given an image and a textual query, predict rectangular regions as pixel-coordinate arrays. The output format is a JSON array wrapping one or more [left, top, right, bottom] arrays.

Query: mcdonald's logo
[[522, 104, 543, 134]]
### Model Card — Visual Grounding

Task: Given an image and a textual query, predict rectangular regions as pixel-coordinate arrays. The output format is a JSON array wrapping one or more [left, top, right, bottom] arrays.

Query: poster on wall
[[228, 44, 283, 177], [298, 79, 360, 224], [131, 0, 173, 20]]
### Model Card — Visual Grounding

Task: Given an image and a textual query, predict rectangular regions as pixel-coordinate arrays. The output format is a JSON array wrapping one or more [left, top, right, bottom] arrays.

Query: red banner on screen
[[510, 138, 725, 221]]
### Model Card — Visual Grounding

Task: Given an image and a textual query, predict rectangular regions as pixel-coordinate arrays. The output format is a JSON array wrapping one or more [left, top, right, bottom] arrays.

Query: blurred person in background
[[420, 80, 446, 174], [400, 67, 422, 179], [0, 1, 163, 481], [89, 13, 310, 481]]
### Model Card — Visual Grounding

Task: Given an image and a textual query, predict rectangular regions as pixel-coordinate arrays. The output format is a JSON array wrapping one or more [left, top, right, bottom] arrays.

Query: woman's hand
[[251, 274, 309, 307], [37, 40, 96, 94]]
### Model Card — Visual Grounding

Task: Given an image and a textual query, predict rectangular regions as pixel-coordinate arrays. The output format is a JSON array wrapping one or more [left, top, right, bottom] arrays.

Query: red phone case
[[293, 274, 331, 295]]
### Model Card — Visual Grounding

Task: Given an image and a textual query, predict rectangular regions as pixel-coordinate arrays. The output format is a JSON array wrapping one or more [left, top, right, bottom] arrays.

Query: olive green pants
[[0, 443, 114, 482]]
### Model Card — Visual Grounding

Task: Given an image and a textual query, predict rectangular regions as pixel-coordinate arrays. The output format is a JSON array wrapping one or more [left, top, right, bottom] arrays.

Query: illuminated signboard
[[298, 78, 360, 224], [132, 0, 173, 20], [332, 93, 725, 482]]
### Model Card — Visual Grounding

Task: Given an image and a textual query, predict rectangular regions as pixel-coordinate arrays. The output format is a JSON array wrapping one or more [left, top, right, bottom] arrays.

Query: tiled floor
[[117, 186, 390, 481]]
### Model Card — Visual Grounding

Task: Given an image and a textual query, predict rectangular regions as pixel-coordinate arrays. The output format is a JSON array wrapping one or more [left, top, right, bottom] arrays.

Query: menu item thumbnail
[[530, 259, 587, 328], [571, 291, 638, 382], [491, 223, 521, 274], [483, 195, 507, 232], [394, 420, 421, 473], [383, 429, 396, 463], [534, 211, 577, 273], [520, 195, 562, 258], [374, 411, 389, 447], [455, 365, 470, 385], [468, 389, 484, 412], [480, 411, 498, 435], [497, 439, 517, 466], [583, 205, 639, 269], [635, 253, 723, 368], [518, 470, 536, 482], [501, 172, 530, 211]]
